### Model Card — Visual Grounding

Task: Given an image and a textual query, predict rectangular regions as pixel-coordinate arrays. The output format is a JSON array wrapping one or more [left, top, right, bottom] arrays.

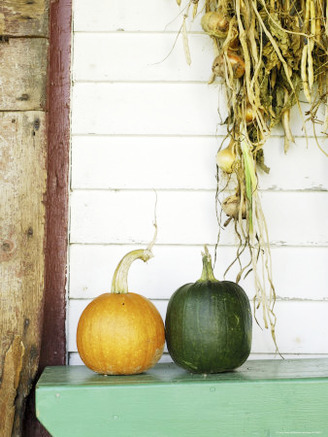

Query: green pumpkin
[[165, 247, 252, 374]]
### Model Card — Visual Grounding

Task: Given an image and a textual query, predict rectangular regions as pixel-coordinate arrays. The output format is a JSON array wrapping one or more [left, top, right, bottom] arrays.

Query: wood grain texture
[[0, 337, 25, 436], [23, 0, 72, 435], [36, 360, 328, 436], [39, 0, 71, 373], [0, 38, 48, 110], [0, 112, 47, 436], [0, 3, 50, 435], [0, 0, 49, 36]]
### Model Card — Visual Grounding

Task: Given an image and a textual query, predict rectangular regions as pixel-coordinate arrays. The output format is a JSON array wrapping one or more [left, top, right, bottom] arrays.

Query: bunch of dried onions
[[176, 0, 328, 351]]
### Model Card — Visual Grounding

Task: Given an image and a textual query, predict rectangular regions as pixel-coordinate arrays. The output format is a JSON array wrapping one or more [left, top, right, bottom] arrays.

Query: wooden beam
[[0, 0, 50, 435], [40, 0, 72, 375], [0, 111, 47, 436], [23, 0, 72, 434], [1, 0, 71, 433]]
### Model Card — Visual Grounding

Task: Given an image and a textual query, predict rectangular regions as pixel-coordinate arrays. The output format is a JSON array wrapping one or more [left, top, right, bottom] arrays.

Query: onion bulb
[[201, 11, 230, 38], [212, 52, 245, 80], [226, 52, 245, 79], [222, 194, 246, 219], [228, 36, 240, 51], [245, 103, 256, 124], [216, 141, 236, 174]]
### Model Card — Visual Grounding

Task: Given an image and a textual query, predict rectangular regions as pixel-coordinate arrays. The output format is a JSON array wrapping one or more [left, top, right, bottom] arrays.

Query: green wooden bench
[[36, 359, 328, 436]]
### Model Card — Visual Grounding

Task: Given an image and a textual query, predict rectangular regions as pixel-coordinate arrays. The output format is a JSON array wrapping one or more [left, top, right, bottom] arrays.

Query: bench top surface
[[37, 358, 328, 389], [36, 359, 328, 436]]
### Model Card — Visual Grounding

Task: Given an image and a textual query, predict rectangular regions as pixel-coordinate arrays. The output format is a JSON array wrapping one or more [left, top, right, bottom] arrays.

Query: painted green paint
[[36, 359, 328, 437]]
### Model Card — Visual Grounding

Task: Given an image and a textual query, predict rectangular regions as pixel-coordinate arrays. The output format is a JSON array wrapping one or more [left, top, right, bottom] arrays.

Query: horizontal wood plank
[[71, 135, 218, 190], [69, 190, 328, 246], [36, 360, 328, 436], [71, 83, 326, 138], [71, 135, 328, 190], [73, 33, 213, 82], [71, 82, 225, 136], [0, 38, 48, 110], [73, 0, 199, 32], [67, 299, 328, 355], [68, 244, 328, 300]]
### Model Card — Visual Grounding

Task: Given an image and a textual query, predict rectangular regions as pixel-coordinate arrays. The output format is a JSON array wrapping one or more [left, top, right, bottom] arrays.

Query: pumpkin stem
[[111, 249, 153, 294], [198, 246, 219, 282]]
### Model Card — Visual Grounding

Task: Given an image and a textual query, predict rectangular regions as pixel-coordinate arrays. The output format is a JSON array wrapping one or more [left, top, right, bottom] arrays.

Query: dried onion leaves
[[175, 0, 328, 352]]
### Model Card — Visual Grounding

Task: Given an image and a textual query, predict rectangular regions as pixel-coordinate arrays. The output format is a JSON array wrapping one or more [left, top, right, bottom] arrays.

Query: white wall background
[[68, 0, 328, 365]]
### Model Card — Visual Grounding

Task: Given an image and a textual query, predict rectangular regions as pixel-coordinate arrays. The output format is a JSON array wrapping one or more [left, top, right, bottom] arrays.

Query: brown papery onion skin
[[227, 52, 245, 79], [212, 52, 245, 80], [201, 11, 230, 38], [222, 194, 246, 219], [245, 103, 256, 124]]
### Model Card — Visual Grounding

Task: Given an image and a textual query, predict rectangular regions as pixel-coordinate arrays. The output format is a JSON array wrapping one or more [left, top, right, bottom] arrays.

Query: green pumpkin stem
[[198, 246, 219, 283], [111, 249, 153, 294]]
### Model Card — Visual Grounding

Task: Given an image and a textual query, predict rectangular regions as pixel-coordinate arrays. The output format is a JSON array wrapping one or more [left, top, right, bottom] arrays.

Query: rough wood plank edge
[[0, 0, 49, 36], [23, 0, 72, 435], [0, 111, 48, 437], [0, 337, 25, 436]]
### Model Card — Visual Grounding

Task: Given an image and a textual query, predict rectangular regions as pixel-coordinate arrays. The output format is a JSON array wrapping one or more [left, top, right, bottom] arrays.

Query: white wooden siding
[[68, 299, 328, 354], [71, 136, 327, 191], [69, 245, 328, 301], [69, 0, 328, 365]]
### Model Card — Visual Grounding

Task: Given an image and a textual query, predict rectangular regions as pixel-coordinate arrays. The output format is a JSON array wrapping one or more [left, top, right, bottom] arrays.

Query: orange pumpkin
[[76, 249, 165, 375]]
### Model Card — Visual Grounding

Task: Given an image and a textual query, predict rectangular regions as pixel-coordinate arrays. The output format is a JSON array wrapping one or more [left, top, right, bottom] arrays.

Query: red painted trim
[[23, 0, 72, 434], [41, 0, 72, 370]]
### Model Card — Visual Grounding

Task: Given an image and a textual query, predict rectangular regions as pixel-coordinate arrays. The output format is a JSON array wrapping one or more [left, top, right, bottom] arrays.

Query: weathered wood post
[[0, 1, 49, 435]]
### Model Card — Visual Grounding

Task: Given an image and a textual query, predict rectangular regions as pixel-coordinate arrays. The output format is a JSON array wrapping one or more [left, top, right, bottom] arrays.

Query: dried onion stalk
[[174, 0, 328, 353]]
